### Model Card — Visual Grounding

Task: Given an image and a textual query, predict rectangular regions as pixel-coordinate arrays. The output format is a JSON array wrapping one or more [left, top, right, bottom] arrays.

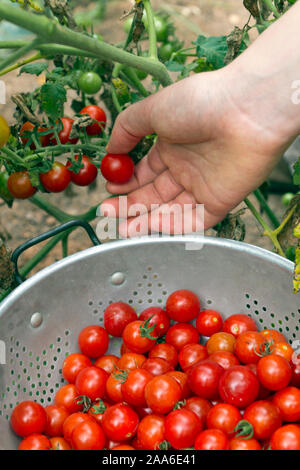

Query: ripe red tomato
[[71, 420, 106, 450], [218, 365, 259, 409], [166, 289, 200, 322], [106, 373, 124, 403], [11, 401, 47, 437], [148, 343, 178, 368], [54, 384, 83, 414], [228, 436, 261, 450], [40, 162, 71, 193], [122, 320, 157, 354], [111, 444, 135, 450], [243, 400, 282, 440], [206, 403, 242, 435], [234, 331, 265, 364], [80, 105, 107, 136], [260, 329, 287, 344], [121, 368, 153, 407], [66, 155, 98, 186], [273, 386, 300, 422], [178, 343, 208, 371], [18, 434, 51, 450], [196, 309, 223, 337], [50, 436, 71, 450], [273, 342, 294, 362], [194, 429, 228, 450], [166, 371, 191, 400], [139, 307, 170, 338], [142, 357, 173, 376], [187, 360, 223, 400], [20, 121, 51, 148], [44, 404, 70, 437], [94, 354, 119, 375], [62, 353, 92, 384], [137, 414, 165, 450], [62, 412, 92, 443], [117, 352, 146, 371], [87, 399, 110, 424], [270, 424, 300, 450], [102, 403, 139, 441], [100, 153, 134, 184], [51, 117, 78, 145], [206, 332, 236, 355], [7, 171, 36, 199], [165, 322, 199, 351], [246, 363, 271, 399], [104, 302, 138, 337], [208, 351, 240, 370], [75, 366, 108, 401], [145, 375, 182, 414], [78, 325, 109, 358], [222, 314, 257, 338], [165, 408, 202, 449], [184, 397, 212, 428], [257, 354, 292, 391], [291, 358, 300, 387]]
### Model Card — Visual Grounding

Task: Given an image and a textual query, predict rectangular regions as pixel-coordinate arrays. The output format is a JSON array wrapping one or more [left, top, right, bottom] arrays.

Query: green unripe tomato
[[0, 171, 14, 202], [159, 43, 174, 62], [281, 192, 295, 207], [78, 71, 102, 95]]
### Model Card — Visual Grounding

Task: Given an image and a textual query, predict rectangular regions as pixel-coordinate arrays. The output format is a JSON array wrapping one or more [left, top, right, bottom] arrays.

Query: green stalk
[[122, 67, 149, 97], [30, 194, 74, 223], [0, 3, 172, 86], [261, 0, 281, 18], [0, 51, 43, 77], [143, 0, 158, 60], [253, 188, 280, 229], [0, 37, 41, 73]]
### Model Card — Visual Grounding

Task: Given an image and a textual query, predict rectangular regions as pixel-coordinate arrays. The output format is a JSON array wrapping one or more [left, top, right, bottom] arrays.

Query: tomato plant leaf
[[19, 62, 49, 76], [194, 35, 228, 69], [40, 82, 66, 120], [293, 158, 300, 185]]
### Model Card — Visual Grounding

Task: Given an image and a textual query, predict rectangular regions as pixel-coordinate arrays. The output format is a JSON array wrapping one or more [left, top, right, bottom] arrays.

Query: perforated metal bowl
[[0, 235, 298, 449]]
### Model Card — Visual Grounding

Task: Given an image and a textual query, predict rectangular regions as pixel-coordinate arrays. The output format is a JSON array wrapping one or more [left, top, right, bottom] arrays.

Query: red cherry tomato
[[145, 375, 182, 414], [270, 424, 300, 450], [102, 403, 139, 441], [184, 397, 212, 428], [166, 289, 200, 322], [75, 366, 108, 401], [50, 437, 71, 450], [78, 325, 109, 358], [139, 307, 170, 338], [260, 328, 287, 344], [104, 302, 138, 337], [44, 404, 70, 437], [62, 353, 92, 384], [18, 434, 51, 450], [54, 384, 83, 414], [7, 171, 37, 199], [218, 365, 259, 409], [165, 322, 199, 351], [196, 309, 223, 337], [122, 320, 157, 354], [166, 370, 191, 400], [187, 360, 223, 401], [273, 386, 300, 422], [121, 368, 154, 407], [222, 313, 257, 338], [101, 153, 134, 184], [234, 331, 266, 364], [165, 408, 202, 450], [257, 354, 292, 391], [20, 121, 51, 148], [117, 352, 146, 371], [40, 161, 71, 193], [62, 412, 92, 443], [243, 400, 282, 440], [142, 357, 173, 376], [178, 343, 208, 372], [206, 332, 236, 355], [106, 373, 124, 403], [194, 429, 228, 450], [207, 403, 242, 435], [51, 117, 78, 145], [228, 436, 261, 450], [148, 343, 178, 368], [71, 420, 106, 450], [66, 155, 98, 186], [80, 105, 107, 136], [11, 401, 47, 437], [208, 351, 240, 370], [94, 354, 119, 375], [137, 414, 165, 450]]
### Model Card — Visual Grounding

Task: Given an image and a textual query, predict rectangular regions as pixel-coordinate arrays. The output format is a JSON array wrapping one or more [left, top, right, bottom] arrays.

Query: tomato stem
[[143, 0, 158, 60]]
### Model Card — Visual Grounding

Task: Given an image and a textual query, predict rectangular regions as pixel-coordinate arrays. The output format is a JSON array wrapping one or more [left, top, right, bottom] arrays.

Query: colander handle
[[11, 219, 101, 285]]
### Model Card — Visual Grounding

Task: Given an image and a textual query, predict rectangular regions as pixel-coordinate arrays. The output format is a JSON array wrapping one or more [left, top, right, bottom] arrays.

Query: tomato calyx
[[155, 334, 166, 345], [74, 395, 92, 412], [254, 339, 275, 358], [233, 420, 254, 440], [113, 364, 129, 384], [173, 400, 186, 410], [140, 314, 158, 341], [159, 440, 171, 450], [89, 398, 107, 416]]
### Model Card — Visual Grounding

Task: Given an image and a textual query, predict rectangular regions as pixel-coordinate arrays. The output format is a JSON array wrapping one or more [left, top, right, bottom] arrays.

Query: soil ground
[[0, 0, 289, 279]]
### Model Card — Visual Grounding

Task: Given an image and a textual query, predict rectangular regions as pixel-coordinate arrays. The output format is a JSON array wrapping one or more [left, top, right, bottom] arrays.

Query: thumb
[[106, 94, 156, 154]]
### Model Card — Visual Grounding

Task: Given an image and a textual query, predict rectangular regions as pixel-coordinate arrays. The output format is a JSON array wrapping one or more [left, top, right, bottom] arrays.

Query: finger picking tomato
[[7, 171, 37, 199], [10, 401, 47, 437], [40, 162, 71, 193], [101, 153, 134, 184], [166, 289, 201, 322]]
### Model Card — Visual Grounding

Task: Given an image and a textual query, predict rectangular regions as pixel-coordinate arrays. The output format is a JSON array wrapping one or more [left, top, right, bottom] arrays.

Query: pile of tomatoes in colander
[[10, 289, 300, 450]]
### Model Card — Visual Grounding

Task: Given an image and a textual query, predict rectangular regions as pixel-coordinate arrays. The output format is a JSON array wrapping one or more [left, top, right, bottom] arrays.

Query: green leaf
[[19, 62, 49, 76], [40, 82, 66, 120], [165, 61, 185, 72], [194, 35, 228, 69], [293, 158, 300, 185]]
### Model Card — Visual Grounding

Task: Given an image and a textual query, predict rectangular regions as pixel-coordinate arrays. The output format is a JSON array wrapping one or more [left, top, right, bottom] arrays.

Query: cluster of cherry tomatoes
[[10, 289, 300, 450], [6, 105, 135, 199]]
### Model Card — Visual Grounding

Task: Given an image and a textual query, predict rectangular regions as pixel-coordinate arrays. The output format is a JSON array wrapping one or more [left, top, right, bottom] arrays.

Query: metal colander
[[0, 232, 299, 449]]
